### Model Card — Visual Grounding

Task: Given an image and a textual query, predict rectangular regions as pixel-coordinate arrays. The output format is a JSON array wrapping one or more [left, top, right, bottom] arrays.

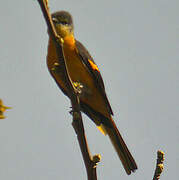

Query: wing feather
[[75, 40, 113, 115]]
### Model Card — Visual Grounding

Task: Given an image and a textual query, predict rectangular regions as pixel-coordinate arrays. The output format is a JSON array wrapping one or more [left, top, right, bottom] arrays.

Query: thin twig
[[153, 150, 165, 180], [37, 0, 98, 179]]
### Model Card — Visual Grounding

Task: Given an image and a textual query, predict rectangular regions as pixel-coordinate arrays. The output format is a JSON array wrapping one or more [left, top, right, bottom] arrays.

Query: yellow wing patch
[[97, 124, 107, 135], [88, 59, 100, 72]]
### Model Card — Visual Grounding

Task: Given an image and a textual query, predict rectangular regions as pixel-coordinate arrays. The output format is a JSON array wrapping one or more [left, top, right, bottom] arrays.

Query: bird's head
[[51, 11, 74, 38]]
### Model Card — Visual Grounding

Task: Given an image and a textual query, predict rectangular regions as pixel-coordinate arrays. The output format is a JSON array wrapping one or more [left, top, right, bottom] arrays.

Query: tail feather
[[80, 103, 137, 174], [105, 117, 137, 175]]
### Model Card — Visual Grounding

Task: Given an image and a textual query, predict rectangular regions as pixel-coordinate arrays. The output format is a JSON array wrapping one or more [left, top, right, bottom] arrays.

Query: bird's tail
[[105, 117, 137, 175], [80, 103, 137, 174]]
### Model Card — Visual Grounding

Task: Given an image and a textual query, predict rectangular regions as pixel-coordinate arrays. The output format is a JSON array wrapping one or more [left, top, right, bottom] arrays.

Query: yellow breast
[[47, 36, 110, 118]]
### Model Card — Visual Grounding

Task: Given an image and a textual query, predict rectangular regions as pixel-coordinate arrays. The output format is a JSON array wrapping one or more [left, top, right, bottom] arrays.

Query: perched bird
[[46, 11, 137, 175]]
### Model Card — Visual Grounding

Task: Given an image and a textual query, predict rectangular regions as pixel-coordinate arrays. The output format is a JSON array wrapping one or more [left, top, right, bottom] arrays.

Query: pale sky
[[0, 0, 178, 180]]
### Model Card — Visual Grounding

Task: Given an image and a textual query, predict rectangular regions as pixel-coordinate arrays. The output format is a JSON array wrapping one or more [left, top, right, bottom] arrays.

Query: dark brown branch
[[37, 1, 98, 179], [153, 150, 165, 180]]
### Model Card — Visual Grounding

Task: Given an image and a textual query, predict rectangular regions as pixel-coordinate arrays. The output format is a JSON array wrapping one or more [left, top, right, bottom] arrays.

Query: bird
[[46, 11, 137, 175]]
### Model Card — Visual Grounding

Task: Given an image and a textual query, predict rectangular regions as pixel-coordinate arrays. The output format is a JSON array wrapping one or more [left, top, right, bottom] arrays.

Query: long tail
[[80, 103, 137, 174], [105, 117, 137, 175]]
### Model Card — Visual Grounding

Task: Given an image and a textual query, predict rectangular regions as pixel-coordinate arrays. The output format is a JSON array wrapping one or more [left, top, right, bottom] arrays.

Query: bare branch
[[153, 150, 165, 180], [37, 1, 99, 179]]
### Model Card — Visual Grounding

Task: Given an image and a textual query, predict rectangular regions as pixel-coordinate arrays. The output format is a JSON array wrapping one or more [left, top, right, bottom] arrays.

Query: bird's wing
[[75, 40, 113, 115]]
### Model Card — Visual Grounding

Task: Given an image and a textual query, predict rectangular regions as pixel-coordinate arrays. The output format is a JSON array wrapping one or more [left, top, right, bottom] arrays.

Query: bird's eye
[[52, 17, 58, 24]]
